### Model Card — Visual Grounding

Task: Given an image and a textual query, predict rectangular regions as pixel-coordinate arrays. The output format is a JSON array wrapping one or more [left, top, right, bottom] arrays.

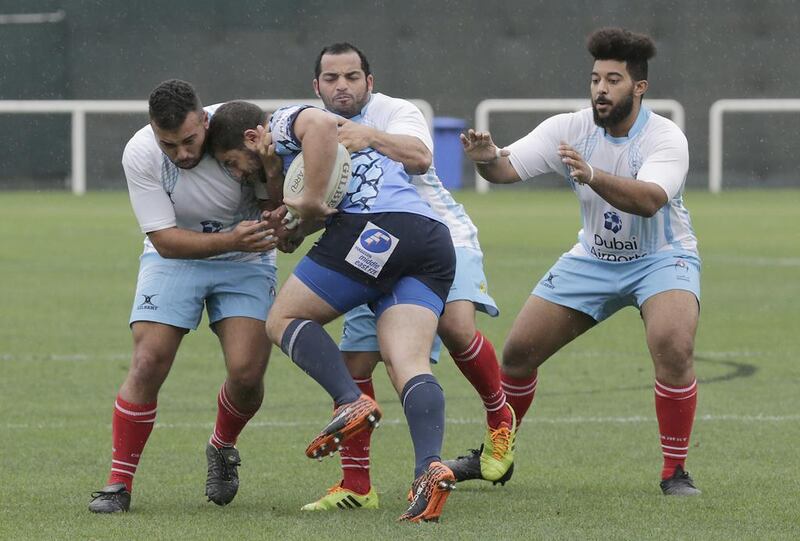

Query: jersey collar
[[602, 106, 650, 144]]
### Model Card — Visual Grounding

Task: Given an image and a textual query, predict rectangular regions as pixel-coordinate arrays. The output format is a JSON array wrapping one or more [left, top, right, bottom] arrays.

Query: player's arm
[[559, 141, 674, 218], [148, 222, 276, 259], [286, 108, 339, 220], [460, 129, 520, 184], [336, 118, 431, 174], [253, 124, 285, 212]]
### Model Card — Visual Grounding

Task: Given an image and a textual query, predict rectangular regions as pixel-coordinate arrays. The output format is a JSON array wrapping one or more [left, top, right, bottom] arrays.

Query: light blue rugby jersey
[[269, 105, 442, 223]]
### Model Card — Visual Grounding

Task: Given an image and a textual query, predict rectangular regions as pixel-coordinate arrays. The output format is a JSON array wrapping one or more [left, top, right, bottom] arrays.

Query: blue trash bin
[[432, 117, 466, 190]]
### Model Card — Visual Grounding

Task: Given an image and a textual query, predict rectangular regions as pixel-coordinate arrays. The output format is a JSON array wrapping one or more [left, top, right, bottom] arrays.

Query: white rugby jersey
[[507, 107, 697, 261], [358, 93, 481, 250], [123, 104, 275, 264]]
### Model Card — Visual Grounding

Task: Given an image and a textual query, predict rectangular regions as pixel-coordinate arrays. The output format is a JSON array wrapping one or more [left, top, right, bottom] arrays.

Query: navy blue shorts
[[294, 212, 455, 317]]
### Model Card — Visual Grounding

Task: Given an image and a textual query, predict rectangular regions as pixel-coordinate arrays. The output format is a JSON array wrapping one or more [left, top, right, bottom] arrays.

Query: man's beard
[[592, 91, 635, 129], [242, 167, 266, 185], [324, 93, 368, 118]]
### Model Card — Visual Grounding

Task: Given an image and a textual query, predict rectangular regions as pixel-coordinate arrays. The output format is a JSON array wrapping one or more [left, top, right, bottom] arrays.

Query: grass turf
[[1, 189, 798, 539]]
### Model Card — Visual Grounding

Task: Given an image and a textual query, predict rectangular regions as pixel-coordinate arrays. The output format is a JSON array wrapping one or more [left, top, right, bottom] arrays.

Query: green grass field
[[1, 189, 798, 540]]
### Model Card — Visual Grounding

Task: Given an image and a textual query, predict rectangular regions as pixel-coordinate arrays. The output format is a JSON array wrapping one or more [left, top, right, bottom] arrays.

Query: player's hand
[[255, 125, 283, 179], [558, 141, 594, 185], [336, 117, 373, 153], [260, 205, 295, 243], [460, 129, 510, 164], [282, 195, 337, 225], [229, 219, 277, 252], [277, 231, 306, 253]]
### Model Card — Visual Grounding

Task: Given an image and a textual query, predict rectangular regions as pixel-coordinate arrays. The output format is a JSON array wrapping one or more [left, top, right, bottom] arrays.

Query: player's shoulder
[[123, 124, 160, 166], [644, 110, 687, 145], [365, 92, 418, 116], [537, 108, 594, 136]]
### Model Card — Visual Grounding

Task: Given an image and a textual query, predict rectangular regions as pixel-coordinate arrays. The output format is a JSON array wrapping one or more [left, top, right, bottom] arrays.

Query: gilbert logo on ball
[[282, 143, 352, 228]]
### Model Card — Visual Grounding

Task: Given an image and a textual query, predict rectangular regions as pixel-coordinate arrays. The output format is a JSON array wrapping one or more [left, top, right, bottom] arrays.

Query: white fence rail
[[473, 99, 686, 193], [0, 99, 433, 195], [709, 99, 800, 193]]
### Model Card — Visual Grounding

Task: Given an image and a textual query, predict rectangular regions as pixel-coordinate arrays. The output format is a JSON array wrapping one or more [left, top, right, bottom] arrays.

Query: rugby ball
[[283, 143, 351, 229]]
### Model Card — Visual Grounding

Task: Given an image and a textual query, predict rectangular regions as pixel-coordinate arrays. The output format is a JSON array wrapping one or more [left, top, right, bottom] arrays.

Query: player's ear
[[366, 74, 374, 93], [202, 111, 209, 129], [243, 128, 259, 149], [312, 78, 321, 98], [634, 79, 648, 98]]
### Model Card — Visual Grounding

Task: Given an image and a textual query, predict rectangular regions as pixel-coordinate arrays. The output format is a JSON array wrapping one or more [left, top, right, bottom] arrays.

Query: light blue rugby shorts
[[339, 246, 499, 362], [532, 250, 701, 322], [129, 252, 277, 330]]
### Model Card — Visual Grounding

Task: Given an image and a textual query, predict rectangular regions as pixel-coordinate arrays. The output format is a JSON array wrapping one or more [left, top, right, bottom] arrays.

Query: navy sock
[[401, 374, 445, 477], [280, 319, 361, 406]]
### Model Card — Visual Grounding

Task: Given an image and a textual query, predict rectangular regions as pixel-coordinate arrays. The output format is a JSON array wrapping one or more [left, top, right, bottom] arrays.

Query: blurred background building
[[1, 0, 798, 190]]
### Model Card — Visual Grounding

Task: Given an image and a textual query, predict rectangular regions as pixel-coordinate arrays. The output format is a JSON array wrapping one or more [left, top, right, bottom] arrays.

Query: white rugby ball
[[283, 143, 351, 229]]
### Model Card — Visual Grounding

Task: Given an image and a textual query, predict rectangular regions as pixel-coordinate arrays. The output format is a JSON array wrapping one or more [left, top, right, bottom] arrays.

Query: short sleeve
[[637, 127, 689, 199], [122, 134, 176, 234], [269, 105, 315, 155], [384, 100, 433, 152], [506, 114, 568, 181]]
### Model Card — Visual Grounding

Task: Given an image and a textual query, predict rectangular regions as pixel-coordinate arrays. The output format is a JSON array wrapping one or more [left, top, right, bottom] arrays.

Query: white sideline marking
[[4, 413, 798, 431]]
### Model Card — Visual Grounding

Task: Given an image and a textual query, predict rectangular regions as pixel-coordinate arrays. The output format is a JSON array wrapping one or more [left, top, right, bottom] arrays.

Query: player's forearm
[[294, 110, 338, 201], [368, 131, 431, 174], [589, 170, 668, 217], [148, 227, 237, 259], [476, 157, 521, 184]]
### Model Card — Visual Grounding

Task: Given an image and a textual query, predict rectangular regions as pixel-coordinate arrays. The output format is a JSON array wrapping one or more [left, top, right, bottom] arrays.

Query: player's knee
[[128, 349, 171, 388], [650, 332, 695, 376], [502, 339, 541, 375], [264, 314, 285, 346], [438, 318, 476, 353]]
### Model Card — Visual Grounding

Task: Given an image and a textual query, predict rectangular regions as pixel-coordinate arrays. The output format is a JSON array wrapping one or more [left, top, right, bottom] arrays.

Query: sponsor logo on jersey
[[201, 220, 224, 233], [603, 211, 623, 233]]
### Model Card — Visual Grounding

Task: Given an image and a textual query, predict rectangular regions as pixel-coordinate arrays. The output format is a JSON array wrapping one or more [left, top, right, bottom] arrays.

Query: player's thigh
[[129, 321, 186, 373], [504, 294, 596, 368], [266, 273, 342, 341], [214, 316, 271, 382], [437, 300, 478, 352], [641, 289, 699, 382], [376, 304, 438, 392]]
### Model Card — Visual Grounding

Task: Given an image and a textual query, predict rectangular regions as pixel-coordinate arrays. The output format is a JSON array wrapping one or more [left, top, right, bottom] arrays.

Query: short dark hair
[[207, 100, 268, 154], [148, 79, 203, 130], [586, 28, 656, 81], [314, 42, 371, 79]]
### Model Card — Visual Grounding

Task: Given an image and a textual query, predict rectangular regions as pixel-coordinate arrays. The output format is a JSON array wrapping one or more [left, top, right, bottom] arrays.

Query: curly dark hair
[[586, 28, 656, 81], [148, 79, 203, 131], [207, 100, 268, 154]]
